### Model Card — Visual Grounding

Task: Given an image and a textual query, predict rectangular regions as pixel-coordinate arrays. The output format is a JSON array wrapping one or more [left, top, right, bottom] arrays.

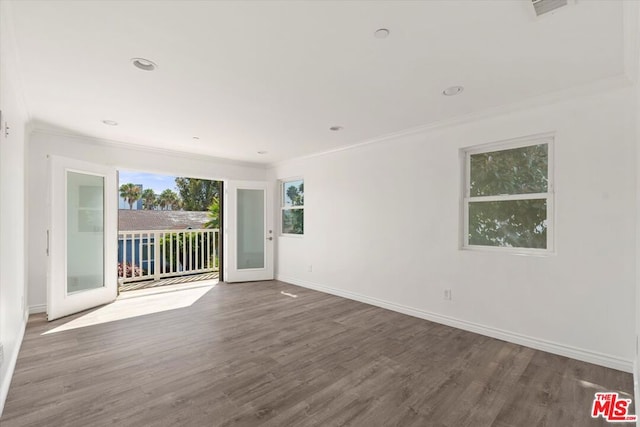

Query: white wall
[[0, 2, 30, 414], [271, 87, 637, 371], [27, 131, 267, 309]]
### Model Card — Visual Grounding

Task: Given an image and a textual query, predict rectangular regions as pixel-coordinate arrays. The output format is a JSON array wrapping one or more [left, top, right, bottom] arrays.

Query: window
[[281, 178, 304, 235], [142, 242, 153, 263], [463, 136, 553, 252]]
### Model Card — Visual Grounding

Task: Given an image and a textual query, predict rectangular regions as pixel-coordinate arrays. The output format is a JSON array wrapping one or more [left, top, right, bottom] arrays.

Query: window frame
[[461, 133, 555, 255], [280, 177, 304, 237], [141, 241, 153, 263]]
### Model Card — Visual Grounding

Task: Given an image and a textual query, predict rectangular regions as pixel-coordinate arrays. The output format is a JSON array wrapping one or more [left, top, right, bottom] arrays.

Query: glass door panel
[[66, 172, 105, 293], [237, 189, 265, 269], [224, 181, 273, 282]]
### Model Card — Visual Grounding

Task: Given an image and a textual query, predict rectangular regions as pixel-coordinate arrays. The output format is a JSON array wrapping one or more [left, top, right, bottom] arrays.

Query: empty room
[[1, 0, 640, 426]]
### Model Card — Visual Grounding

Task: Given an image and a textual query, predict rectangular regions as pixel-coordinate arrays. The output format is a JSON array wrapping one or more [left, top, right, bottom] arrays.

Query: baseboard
[[277, 275, 633, 373], [28, 304, 45, 314], [0, 318, 26, 417]]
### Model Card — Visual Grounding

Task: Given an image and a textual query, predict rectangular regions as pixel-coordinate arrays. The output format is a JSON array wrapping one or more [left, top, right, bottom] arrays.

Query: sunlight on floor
[[42, 283, 216, 335], [578, 379, 634, 398]]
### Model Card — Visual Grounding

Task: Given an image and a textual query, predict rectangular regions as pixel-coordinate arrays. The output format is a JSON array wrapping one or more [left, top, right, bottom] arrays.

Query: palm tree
[[141, 188, 157, 210], [204, 197, 219, 229], [119, 183, 141, 210], [171, 197, 183, 211], [159, 189, 179, 211]]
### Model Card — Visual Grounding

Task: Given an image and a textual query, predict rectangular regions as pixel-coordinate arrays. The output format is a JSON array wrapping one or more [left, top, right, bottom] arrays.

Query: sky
[[118, 170, 178, 194]]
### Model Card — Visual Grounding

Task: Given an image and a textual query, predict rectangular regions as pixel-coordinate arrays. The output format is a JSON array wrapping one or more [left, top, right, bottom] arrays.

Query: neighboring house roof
[[119, 210, 210, 231]]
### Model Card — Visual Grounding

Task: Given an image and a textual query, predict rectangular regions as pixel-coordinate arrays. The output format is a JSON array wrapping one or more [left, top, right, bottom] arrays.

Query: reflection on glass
[[67, 172, 105, 293], [468, 199, 547, 248], [283, 180, 304, 207], [470, 144, 548, 197], [237, 189, 265, 269]]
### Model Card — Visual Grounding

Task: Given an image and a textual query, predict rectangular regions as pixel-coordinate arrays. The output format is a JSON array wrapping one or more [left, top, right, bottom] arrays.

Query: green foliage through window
[[470, 144, 548, 196], [282, 179, 304, 234], [466, 142, 550, 250], [282, 209, 304, 234], [468, 199, 547, 248]]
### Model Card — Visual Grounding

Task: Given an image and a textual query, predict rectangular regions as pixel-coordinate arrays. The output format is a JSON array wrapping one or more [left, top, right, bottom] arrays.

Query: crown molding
[[30, 127, 268, 170], [269, 74, 632, 169], [32, 74, 632, 173]]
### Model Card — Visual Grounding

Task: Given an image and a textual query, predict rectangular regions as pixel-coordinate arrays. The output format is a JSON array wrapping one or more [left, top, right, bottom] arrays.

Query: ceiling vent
[[532, 0, 568, 17]]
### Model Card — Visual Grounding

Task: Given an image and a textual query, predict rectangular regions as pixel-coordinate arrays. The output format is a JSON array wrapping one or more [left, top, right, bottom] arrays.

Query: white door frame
[[224, 180, 274, 282]]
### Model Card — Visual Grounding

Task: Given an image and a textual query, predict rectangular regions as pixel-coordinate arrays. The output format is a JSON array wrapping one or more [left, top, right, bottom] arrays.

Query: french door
[[47, 156, 118, 320], [224, 181, 274, 282]]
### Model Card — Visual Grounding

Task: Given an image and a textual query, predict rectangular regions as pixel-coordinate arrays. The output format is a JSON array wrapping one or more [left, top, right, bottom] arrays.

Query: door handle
[[266, 237, 273, 241]]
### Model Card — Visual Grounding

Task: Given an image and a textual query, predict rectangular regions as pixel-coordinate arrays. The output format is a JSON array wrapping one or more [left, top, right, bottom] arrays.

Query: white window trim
[[142, 242, 153, 263], [461, 133, 555, 255], [280, 176, 304, 237]]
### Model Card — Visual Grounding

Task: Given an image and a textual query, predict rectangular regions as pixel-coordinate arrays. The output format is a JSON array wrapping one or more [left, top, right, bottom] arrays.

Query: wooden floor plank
[[1, 280, 633, 426]]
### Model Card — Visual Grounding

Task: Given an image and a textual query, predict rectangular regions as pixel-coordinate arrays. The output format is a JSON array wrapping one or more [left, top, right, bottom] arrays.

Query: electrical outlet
[[444, 289, 452, 301], [308, 265, 312, 272]]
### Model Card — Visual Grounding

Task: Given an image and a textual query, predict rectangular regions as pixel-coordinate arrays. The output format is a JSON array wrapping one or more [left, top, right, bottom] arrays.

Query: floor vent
[[532, 0, 568, 17]]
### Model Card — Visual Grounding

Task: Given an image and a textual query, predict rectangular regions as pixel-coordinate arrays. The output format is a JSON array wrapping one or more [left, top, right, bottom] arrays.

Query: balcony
[[118, 228, 219, 292]]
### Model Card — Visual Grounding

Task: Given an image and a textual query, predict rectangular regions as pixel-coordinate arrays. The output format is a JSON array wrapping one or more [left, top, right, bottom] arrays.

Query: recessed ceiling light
[[443, 86, 464, 96], [374, 28, 390, 39], [329, 126, 343, 131], [102, 120, 118, 126], [131, 57, 157, 71], [257, 151, 268, 155]]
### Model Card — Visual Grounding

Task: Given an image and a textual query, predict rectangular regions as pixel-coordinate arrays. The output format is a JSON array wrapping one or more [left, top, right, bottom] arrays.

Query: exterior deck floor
[[118, 271, 219, 292]]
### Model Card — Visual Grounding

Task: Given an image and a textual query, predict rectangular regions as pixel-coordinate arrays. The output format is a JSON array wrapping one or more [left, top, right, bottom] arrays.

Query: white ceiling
[[6, 0, 624, 164]]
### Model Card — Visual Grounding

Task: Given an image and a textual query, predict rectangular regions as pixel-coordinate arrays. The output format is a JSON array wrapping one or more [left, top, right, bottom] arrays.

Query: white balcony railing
[[118, 228, 219, 284]]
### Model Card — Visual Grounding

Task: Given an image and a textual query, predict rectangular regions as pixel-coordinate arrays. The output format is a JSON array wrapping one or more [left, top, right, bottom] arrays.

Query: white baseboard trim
[[28, 304, 45, 314], [0, 318, 26, 417], [277, 275, 633, 373]]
